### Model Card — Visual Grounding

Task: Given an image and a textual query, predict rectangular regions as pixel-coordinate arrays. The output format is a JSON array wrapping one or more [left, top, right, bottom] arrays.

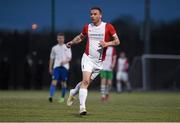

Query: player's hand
[[99, 41, 108, 48], [60, 61, 66, 66], [66, 41, 73, 48]]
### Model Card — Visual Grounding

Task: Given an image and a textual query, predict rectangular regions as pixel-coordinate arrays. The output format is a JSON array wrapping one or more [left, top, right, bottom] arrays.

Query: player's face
[[120, 52, 125, 58], [90, 9, 102, 24], [57, 35, 64, 44]]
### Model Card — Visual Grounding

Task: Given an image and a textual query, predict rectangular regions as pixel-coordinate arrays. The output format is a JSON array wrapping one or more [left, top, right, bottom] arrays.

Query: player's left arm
[[100, 24, 120, 48], [111, 48, 117, 69], [100, 34, 120, 48], [108, 34, 120, 46]]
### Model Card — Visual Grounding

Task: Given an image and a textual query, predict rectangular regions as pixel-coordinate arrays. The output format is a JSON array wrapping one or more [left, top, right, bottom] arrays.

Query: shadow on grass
[[71, 113, 92, 118]]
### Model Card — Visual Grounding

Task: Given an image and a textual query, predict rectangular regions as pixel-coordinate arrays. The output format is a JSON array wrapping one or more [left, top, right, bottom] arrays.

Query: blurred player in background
[[66, 7, 120, 115], [116, 52, 131, 92], [48, 33, 72, 103], [100, 46, 117, 102]]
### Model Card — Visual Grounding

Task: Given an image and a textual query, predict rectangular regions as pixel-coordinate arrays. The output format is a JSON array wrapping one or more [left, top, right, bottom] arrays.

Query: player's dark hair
[[91, 7, 102, 14], [57, 33, 65, 37]]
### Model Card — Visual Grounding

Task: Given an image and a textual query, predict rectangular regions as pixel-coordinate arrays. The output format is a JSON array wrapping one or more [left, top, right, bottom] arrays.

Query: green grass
[[0, 90, 180, 122]]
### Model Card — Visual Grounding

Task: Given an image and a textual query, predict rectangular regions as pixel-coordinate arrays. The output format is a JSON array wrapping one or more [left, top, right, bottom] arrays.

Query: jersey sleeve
[[81, 24, 88, 37], [50, 47, 55, 60], [107, 23, 116, 36]]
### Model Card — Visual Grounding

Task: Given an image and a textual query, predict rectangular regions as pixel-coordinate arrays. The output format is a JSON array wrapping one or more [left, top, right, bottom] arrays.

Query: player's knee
[[108, 80, 112, 85], [81, 79, 90, 87], [61, 82, 67, 87], [101, 78, 106, 85], [52, 80, 57, 86]]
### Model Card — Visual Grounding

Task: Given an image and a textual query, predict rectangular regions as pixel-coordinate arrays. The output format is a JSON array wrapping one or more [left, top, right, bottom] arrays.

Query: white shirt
[[50, 44, 72, 69], [102, 46, 116, 71], [117, 58, 129, 72]]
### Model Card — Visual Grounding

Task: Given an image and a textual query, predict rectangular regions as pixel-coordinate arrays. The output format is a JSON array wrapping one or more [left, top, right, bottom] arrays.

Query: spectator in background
[[24, 54, 33, 89], [0, 57, 10, 90], [100, 46, 117, 102], [48, 33, 72, 103], [34, 59, 44, 89], [116, 52, 131, 92]]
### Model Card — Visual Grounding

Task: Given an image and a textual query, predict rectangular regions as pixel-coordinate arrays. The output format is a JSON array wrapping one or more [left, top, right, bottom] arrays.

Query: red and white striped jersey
[[81, 22, 117, 61], [102, 46, 116, 71], [117, 58, 129, 72]]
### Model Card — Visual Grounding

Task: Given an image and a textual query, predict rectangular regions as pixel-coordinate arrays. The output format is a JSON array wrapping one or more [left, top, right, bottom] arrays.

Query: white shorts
[[81, 53, 103, 80], [116, 71, 128, 82]]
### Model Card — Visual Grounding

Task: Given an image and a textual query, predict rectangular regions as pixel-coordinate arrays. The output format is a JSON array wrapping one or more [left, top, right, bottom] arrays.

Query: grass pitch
[[0, 90, 180, 122]]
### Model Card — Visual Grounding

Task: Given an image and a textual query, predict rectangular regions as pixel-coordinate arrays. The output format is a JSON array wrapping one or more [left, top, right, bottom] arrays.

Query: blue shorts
[[52, 66, 68, 82]]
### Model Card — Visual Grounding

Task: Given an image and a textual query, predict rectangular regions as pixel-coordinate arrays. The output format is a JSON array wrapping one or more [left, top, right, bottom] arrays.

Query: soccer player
[[48, 33, 72, 103], [116, 52, 131, 92], [66, 7, 120, 115], [100, 46, 117, 102]]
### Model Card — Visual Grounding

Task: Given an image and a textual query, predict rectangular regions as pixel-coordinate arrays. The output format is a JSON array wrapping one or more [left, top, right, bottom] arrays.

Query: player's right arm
[[66, 34, 85, 48], [49, 58, 54, 75], [111, 48, 117, 69], [49, 47, 55, 74], [66, 24, 88, 48]]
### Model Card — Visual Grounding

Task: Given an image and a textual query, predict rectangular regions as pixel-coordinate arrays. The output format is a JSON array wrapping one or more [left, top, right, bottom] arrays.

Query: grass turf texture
[[0, 90, 180, 122]]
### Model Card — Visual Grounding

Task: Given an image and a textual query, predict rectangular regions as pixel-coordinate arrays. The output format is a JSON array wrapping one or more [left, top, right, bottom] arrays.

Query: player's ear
[[100, 15, 102, 19]]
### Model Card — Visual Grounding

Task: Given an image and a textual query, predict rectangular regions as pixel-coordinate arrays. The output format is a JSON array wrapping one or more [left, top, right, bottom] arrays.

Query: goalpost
[[141, 54, 180, 91]]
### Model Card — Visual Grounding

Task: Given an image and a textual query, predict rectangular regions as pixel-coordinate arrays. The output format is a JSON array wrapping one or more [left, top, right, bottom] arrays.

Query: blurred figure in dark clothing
[[34, 59, 44, 89], [0, 57, 10, 90], [23, 55, 33, 89]]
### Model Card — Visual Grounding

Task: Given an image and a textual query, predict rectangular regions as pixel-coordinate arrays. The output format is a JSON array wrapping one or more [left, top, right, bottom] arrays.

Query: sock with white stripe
[[101, 84, 106, 98]]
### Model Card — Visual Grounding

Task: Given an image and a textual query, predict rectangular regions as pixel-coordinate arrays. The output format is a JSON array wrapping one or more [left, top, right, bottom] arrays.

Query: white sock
[[71, 82, 81, 96], [117, 81, 122, 92], [101, 85, 106, 97], [79, 88, 88, 109]]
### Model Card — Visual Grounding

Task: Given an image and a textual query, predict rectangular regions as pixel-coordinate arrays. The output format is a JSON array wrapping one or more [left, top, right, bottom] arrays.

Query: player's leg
[[49, 80, 57, 102], [79, 54, 101, 115], [123, 73, 132, 92], [79, 71, 92, 115], [67, 82, 82, 106], [49, 67, 60, 102], [58, 67, 68, 103], [58, 81, 67, 103], [106, 71, 113, 100], [116, 72, 122, 93], [79, 69, 101, 115], [125, 81, 131, 92], [100, 70, 107, 101], [67, 54, 91, 107], [70, 82, 82, 96], [107, 79, 112, 93], [116, 80, 122, 93]]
